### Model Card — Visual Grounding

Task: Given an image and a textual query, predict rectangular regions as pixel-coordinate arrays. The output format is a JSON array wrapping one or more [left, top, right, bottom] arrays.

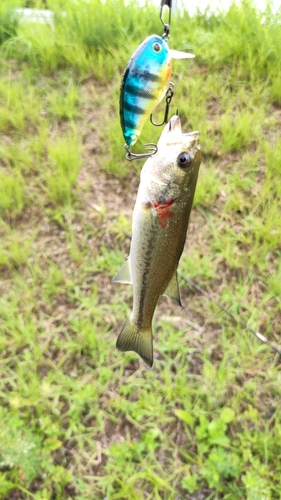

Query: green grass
[[0, 0, 281, 498]]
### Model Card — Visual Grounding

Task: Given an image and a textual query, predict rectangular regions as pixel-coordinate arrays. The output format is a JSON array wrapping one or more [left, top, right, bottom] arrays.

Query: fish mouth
[[182, 130, 200, 142], [167, 115, 182, 134], [157, 115, 182, 147], [158, 115, 200, 147]]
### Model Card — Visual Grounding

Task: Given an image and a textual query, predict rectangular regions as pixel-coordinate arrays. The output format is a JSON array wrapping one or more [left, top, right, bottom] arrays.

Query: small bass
[[113, 115, 201, 366], [120, 35, 194, 147]]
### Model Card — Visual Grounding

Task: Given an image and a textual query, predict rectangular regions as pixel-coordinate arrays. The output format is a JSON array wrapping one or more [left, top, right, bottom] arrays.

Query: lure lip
[[169, 49, 195, 59]]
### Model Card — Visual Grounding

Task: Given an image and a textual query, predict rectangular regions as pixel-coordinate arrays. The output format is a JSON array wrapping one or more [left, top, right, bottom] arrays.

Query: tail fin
[[116, 320, 153, 367]]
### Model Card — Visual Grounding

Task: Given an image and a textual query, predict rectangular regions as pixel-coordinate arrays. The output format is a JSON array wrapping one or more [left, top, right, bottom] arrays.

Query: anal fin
[[112, 259, 132, 284], [163, 271, 182, 306]]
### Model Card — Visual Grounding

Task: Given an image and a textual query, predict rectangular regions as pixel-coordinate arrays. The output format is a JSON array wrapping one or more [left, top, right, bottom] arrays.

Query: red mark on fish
[[154, 199, 174, 227]]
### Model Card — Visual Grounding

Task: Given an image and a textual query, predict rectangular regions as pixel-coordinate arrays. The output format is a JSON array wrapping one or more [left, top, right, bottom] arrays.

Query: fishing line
[[82, 197, 281, 357]]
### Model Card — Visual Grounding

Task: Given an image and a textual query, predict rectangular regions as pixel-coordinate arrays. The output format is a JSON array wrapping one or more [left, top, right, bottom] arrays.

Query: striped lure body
[[113, 116, 201, 366], [120, 35, 195, 147], [120, 35, 172, 147]]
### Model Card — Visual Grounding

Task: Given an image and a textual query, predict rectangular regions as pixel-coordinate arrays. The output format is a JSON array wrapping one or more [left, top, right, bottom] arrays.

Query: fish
[[113, 115, 201, 366], [120, 35, 194, 148]]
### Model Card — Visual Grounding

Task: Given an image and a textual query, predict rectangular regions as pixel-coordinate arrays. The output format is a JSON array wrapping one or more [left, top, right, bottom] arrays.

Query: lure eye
[[152, 42, 162, 53], [177, 152, 193, 168]]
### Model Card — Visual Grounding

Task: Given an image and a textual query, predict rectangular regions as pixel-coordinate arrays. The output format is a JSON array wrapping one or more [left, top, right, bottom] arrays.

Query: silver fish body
[[113, 116, 201, 366]]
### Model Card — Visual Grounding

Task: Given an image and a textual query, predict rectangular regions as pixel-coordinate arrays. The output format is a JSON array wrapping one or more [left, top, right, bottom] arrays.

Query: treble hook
[[125, 143, 158, 161], [150, 82, 174, 127], [160, 0, 172, 40]]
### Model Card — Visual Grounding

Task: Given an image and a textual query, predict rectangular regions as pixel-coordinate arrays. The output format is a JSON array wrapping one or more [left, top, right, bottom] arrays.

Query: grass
[[0, 0, 281, 498]]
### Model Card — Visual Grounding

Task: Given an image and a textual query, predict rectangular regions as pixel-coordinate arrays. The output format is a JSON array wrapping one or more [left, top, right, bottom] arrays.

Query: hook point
[[150, 82, 174, 127]]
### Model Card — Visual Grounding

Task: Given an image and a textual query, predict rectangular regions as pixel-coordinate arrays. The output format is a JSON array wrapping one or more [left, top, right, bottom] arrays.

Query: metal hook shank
[[125, 143, 158, 161], [150, 82, 174, 127]]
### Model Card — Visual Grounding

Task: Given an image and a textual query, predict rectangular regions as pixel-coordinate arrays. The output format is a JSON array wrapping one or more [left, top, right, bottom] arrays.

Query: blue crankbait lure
[[120, 0, 194, 160], [120, 34, 172, 148]]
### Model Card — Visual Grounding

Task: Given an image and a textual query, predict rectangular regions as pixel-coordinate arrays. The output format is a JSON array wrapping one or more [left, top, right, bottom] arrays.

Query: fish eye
[[152, 42, 162, 53], [177, 152, 192, 168]]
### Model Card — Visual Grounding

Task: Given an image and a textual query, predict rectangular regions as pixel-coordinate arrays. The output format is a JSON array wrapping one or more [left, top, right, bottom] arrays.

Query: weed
[[0, 0, 281, 499], [0, 2, 19, 45], [0, 170, 25, 218], [43, 130, 82, 205]]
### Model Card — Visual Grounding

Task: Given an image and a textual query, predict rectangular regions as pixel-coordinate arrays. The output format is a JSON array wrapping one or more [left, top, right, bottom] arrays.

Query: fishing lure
[[120, 1, 195, 160]]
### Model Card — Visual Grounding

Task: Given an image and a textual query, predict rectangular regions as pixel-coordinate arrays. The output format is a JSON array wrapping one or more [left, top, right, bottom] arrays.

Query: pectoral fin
[[163, 271, 182, 306], [112, 259, 132, 284]]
